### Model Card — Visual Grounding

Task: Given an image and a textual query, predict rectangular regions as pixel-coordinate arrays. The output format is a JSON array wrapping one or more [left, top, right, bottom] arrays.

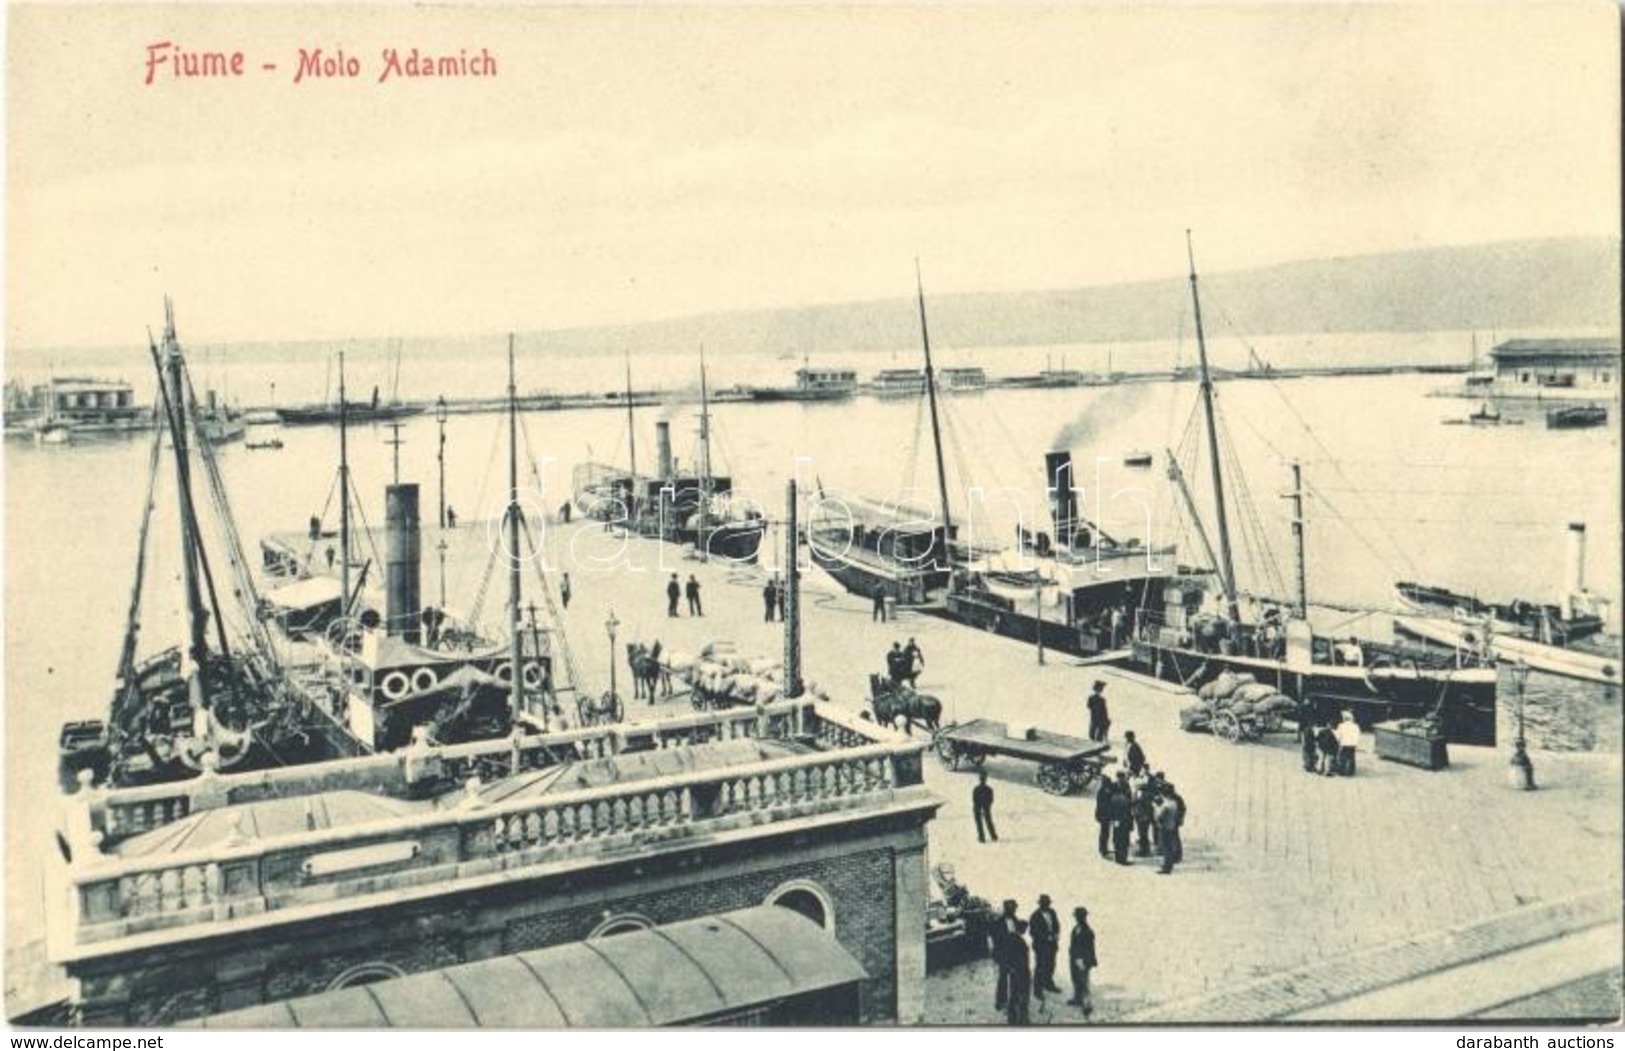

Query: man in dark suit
[[972, 771, 997, 843], [1086, 681, 1110, 742], [1028, 894, 1063, 997], [666, 573, 681, 617], [1110, 772, 1134, 864], [1094, 776, 1114, 859], [1124, 730, 1146, 776], [1005, 920, 1032, 1025], [991, 899, 1019, 1010], [1067, 906, 1098, 1017]]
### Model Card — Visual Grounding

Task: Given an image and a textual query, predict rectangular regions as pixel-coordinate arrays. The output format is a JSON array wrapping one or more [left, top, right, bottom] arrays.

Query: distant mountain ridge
[[522, 236, 1619, 359]]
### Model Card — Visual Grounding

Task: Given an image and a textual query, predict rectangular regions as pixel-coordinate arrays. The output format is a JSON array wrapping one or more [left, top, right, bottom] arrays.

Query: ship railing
[[58, 714, 922, 947]]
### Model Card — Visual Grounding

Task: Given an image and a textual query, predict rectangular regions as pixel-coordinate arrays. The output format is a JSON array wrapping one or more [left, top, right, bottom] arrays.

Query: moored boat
[[748, 364, 858, 402], [1546, 404, 1608, 429], [1121, 236, 1499, 746]]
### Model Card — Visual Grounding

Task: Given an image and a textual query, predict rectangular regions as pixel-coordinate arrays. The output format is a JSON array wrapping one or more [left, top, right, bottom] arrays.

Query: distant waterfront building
[[938, 366, 987, 392], [1489, 338, 1620, 398], [46, 700, 938, 1027], [6, 376, 144, 430], [871, 368, 926, 397]]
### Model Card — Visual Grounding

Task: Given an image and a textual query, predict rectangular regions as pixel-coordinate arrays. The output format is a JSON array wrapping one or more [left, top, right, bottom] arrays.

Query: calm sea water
[[4, 331, 1620, 952]]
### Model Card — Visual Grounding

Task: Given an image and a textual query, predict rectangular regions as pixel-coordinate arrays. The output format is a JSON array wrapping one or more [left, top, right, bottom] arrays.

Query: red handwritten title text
[[143, 41, 498, 85]]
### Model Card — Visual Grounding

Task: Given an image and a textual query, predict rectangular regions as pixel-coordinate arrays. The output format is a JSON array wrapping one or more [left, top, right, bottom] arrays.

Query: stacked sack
[[1179, 671, 1297, 734], [676, 641, 828, 707]]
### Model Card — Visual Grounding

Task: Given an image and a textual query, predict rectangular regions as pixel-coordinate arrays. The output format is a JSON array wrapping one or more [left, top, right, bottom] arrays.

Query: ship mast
[[1186, 231, 1240, 623], [339, 350, 351, 618], [507, 335, 525, 722], [623, 352, 638, 519], [916, 260, 954, 548], [698, 347, 712, 544], [161, 299, 211, 711]]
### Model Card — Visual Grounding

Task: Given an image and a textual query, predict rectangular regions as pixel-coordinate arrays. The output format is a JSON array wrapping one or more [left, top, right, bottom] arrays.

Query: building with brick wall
[[45, 700, 939, 1026]]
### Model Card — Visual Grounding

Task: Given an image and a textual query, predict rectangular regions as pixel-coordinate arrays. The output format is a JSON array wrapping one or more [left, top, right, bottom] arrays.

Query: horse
[[868, 673, 943, 736], [626, 641, 672, 702]]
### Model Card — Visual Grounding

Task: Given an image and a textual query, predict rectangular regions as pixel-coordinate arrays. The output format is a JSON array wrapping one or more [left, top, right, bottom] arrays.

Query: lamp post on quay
[[1509, 660, 1537, 790]]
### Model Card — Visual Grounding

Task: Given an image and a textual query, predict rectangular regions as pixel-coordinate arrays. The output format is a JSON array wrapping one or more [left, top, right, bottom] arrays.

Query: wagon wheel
[[1212, 709, 1242, 744], [1036, 761, 1073, 796], [933, 732, 961, 770]]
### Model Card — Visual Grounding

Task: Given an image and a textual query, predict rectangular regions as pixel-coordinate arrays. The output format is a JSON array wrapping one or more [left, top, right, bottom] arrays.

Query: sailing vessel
[[59, 302, 347, 789], [1124, 236, 1500, 746], [806, 266, 956, 607], [573, 356, 767, 563]]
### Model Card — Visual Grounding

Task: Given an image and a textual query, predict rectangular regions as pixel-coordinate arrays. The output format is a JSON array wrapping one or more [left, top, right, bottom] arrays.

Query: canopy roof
[[199, 906, 866, 1028]]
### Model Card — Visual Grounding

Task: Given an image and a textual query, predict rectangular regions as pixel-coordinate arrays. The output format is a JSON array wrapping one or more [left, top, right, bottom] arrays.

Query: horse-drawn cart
[[930, 719, 1113, 795]]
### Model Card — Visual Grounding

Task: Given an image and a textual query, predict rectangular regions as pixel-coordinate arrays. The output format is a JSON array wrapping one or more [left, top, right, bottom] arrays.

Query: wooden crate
[[1373, 722, 1450, 771]]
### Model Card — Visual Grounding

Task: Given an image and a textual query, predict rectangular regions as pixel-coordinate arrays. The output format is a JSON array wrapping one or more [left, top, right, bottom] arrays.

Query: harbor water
[[4, 334, 1620, 961]]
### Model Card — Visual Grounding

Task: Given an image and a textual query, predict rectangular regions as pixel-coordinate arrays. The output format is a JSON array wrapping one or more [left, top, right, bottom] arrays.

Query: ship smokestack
[[1563, 521, 1587, 619], [655, 421, 673, 479], [1045, 451, 1079, 545], [385, 483, 422, 642]]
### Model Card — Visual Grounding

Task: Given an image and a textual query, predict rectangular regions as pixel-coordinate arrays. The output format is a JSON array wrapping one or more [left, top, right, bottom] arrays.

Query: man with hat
[[1067, 906, 1098, 1017], [1005, 919, 1033, 1025], [1086, 680, 1110, 742], [1155, 782, 1185, 874], [991, 899, 1020, 1011], [1028, 894, 1063, 997], [1335, 710, 1362, 777]]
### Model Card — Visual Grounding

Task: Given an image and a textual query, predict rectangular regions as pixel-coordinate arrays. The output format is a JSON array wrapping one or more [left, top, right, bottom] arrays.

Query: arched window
[[589, 913, 655, 939], [766, 880, 834, 930], [326, 962, 406, 991]]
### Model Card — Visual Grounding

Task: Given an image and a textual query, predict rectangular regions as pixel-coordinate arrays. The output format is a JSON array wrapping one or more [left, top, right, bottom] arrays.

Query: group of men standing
[[1301, 710, 1363, 777], [1093, 731, 1186, 875], [990, 896, 1099, 1024], [665, 573, 703, 617]]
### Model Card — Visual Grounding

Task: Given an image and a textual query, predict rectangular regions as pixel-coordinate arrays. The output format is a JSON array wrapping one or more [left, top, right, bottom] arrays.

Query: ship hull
[[1128, 639, 1500, 746], [1393, 614, 1621, 686], [276, 405, 426, 425]]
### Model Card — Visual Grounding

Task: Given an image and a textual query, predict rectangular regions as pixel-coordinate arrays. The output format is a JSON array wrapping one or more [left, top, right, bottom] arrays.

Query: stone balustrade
[[60, 701, 922, 949]]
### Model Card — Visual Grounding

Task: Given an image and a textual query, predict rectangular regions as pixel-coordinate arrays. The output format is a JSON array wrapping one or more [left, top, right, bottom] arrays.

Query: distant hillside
[[523, 236, 1619, 358]]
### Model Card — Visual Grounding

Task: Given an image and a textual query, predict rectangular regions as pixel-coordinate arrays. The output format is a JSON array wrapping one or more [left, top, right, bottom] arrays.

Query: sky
[[4, 2, 1620, 349]]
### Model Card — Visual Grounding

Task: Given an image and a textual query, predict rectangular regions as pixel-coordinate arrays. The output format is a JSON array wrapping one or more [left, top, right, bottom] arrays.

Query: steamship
[[573, 358, 766, 563], [60, 322, 546, 790], [943, 450, 1193, 656]]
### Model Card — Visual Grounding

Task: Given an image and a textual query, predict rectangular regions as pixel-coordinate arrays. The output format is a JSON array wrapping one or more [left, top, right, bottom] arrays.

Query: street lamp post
[[1509, 660, 1537, 790], [436, 395, 448, 530], [605, 609, 620, 710]]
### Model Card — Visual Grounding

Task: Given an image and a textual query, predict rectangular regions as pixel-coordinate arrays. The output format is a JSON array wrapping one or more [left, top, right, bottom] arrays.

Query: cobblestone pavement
[[523, 526, 1625, 1025]]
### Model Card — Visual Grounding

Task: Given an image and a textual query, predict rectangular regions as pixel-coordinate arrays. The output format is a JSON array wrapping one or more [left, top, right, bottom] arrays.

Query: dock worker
[[774, 576, 787, 621], [1086, 681, 1110, 742], [1155, 783, 1185, 875], [446, 505, 458, 529], [992, 900, 1020, 1010], [685, 574, 703, 616], [972, 770, 998, 843], [666, 573, 681, 617], [1300, 716, 1320, 774], [1316, 722, 1340, 776], [763, 577, 778, 622], [1336, 711, 1362, 776], [1124, 730, 1146, 776], [1067, 907, 1098, 1017], [560, 572, 571, 610], [872, 589, 888, 622], [1336, 637, 1364, 666], [1028, 894, 1063, 998], [1005, 920, 1033, 1025], [1109, 772, 1134, 865], [887, 642, 908, 686], [1094, 776, 1115, 859], [903, 637, 924, 688]]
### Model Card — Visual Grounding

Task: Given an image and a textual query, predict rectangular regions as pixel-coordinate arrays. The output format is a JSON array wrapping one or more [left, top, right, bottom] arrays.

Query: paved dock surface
[[446, 518, 1620, 1025]]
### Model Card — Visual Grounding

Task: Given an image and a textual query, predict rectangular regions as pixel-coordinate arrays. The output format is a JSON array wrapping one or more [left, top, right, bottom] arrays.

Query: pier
[[244, 518, 1623, 1021]]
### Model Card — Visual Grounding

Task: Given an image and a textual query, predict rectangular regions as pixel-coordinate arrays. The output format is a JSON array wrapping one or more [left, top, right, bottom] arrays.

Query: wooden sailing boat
[[1126, 235, 1500, 746], [60, 301, 331, 788]]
